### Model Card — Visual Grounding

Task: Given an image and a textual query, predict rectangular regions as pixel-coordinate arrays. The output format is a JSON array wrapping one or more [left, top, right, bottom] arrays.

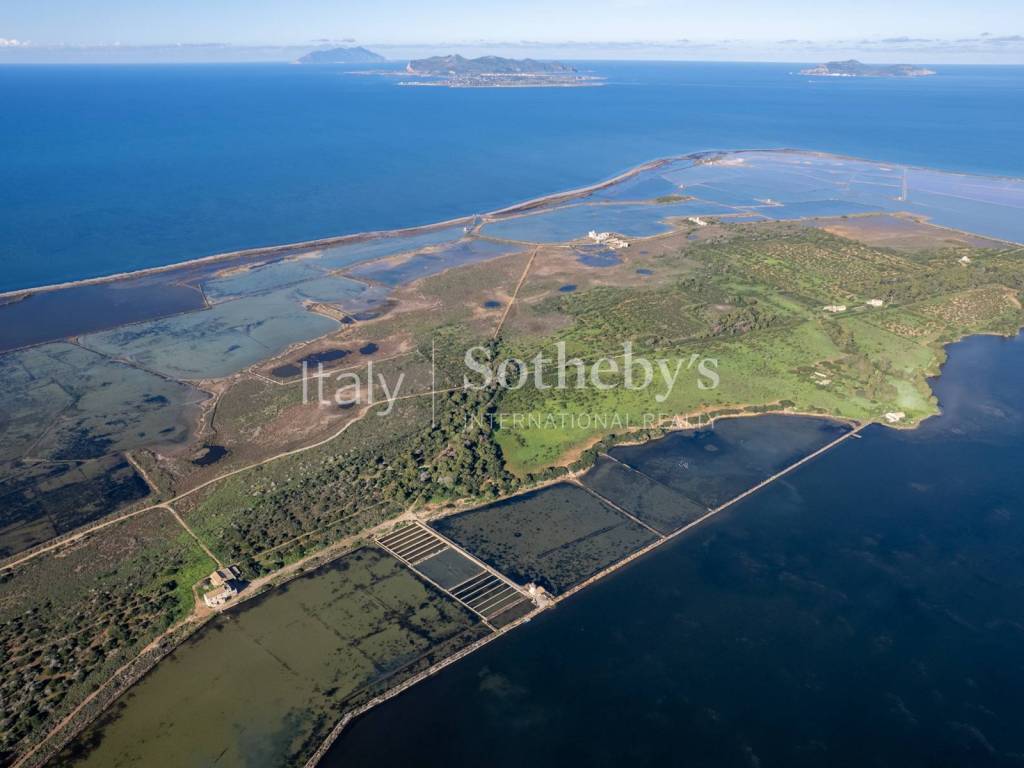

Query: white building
[[203, 582, 238, 608]]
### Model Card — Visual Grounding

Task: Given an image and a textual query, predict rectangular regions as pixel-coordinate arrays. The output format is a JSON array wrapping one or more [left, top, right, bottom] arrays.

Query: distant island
[[296, 46, 386, 64], [800, 59, 936, 78], [402, 54, 601, 88]]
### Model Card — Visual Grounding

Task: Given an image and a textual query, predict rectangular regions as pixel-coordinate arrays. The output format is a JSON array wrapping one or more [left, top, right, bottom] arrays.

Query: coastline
[[0, 156, 664, 302], [7, 146, 1021, 302]]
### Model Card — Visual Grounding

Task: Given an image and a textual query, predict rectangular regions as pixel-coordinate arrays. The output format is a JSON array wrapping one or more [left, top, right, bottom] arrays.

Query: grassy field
[[491, 223, 1024, 473]]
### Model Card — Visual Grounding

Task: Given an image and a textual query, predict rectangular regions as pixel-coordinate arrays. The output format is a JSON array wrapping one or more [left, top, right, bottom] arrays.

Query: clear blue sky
[[2, 0, 1022, 62]]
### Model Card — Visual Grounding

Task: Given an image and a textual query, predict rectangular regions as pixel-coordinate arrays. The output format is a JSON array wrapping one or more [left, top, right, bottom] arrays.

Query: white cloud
[[0, 37, 29, 47]]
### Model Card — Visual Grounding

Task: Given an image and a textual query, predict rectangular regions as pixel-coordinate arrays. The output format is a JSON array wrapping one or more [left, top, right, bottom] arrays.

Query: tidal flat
[[0, 342, 206, 463]]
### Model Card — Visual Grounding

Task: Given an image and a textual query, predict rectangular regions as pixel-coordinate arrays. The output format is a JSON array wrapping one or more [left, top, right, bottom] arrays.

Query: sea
[[1, 61, 1022, 292], [7, 61, 1024, 767]]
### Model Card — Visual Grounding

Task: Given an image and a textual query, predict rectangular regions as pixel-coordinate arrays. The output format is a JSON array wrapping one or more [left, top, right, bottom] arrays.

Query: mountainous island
[[296, 45, 386, 64], [799, 59, 936, 77], [403, 54, 600, 87]]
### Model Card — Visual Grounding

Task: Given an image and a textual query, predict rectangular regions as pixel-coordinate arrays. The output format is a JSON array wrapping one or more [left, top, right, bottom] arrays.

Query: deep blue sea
[[1, 61, 1022, 292]]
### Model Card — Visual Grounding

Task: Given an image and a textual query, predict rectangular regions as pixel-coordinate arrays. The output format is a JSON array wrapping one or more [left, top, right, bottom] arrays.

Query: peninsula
[[800, 59, 936, 77], [3, 150, 1023, 768]]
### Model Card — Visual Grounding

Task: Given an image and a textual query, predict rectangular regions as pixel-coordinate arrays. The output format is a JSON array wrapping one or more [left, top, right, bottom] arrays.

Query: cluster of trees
[[0, 575, 182, 761], [708, 301, 781, 336], [207, 378, 522, 575]]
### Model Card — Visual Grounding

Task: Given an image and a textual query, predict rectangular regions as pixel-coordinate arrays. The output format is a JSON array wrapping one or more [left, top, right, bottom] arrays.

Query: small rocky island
[[800, 59, 936, 77], [296, 45, 386, 64], [402, 54, 601, 87]]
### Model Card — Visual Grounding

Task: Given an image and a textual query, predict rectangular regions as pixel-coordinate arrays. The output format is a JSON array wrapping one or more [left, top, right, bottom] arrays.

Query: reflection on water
[[325, 333, 1024, 768]]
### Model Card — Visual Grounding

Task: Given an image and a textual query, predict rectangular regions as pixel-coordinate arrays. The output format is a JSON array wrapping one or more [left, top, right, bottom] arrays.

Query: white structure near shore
[[587, 230, 630, 249]]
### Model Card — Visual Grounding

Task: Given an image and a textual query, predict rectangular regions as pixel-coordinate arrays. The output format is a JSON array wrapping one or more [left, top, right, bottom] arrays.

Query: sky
[[2, 0, 1023, 63]]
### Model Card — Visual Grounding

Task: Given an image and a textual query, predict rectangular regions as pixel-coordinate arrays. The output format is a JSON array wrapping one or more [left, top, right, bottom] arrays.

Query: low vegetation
[[0, 510, 214, 763]]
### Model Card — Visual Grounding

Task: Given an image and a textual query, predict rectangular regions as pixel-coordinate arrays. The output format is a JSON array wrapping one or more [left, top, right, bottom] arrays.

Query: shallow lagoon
[[0, 277, 206, 353], [580, 456, 706, 535], [201, 257, 326, 301], [350, 238, 521, 286], [608, 414, 851, 509], [656, 152, 1024, 241], [474, 149, 1024, 246], [81, 277, 386, 380], [318, 225, 467, 271], [432, 483, 658, 595]]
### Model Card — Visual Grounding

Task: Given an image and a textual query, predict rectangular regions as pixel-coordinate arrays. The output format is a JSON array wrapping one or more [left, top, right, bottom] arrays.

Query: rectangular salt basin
[[318, 225, 466, 270], [608, 415, 851, 509], [432, 483, 658, 595], [202, 257, 326, 301]]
